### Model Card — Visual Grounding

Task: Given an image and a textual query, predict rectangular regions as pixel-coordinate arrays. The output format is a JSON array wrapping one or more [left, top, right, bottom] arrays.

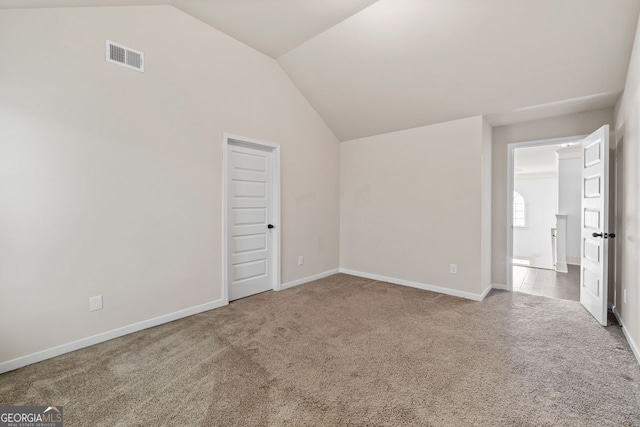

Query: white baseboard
[[555, 261, 568, 273], [566, 256, 581, 266], [0, 270, 342, 374], [479, 285, 492, 300], [612, 306, 640, 366], [280, 268, 340, 290], [339, 268, 489, 301], [491, 283, 509, 290], [0, 298, 227, 375]]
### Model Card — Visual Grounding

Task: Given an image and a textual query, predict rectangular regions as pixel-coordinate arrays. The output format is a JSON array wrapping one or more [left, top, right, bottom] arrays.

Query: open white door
[[580, 125, 612, 326]]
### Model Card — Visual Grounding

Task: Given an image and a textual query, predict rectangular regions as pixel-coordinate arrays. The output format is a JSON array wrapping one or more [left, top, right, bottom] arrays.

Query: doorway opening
[[510, 140, 583, 301], [222, 133, 281, 303], [506, 126, 613, 325]]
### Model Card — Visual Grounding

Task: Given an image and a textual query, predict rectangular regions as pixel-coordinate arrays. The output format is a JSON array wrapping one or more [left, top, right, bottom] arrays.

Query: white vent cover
[[106, 40, 144, 72]]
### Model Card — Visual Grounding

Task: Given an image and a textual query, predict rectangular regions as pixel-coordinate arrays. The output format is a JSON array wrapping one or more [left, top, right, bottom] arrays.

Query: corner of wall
[[481, 117, 493, 292]]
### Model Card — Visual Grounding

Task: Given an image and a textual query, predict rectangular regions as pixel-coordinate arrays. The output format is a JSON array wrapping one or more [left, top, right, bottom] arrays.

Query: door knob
[[267, 224, 274, 229], [592, 232, 616, 239]]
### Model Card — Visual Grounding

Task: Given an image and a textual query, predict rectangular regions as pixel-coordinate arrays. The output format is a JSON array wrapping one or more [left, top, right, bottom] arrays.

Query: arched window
[[513, 191, 526, 227]]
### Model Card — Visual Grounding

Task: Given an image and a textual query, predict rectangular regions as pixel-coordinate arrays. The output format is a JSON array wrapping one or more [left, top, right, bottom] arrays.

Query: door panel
[[580, 125, 610, 325], [582, 268, 600, 296], [233, 259, 267, 282], [233, 208, 267, 225], [231, 180, 267, 198], [583, 239, 600, 263], [584, 176, 601, 197], [233, 234, 267, 254], [232, 151, 266, 172], [228, 144, 274, 301], [584, 209, 600, 229]]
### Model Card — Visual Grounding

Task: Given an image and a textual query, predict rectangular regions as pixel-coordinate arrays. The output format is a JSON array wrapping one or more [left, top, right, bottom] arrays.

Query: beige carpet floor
[[1, 274, 639, 426]]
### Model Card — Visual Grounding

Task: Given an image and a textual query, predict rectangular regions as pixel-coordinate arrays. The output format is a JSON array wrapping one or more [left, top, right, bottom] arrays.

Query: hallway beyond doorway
[[513, 265, 580, 301]]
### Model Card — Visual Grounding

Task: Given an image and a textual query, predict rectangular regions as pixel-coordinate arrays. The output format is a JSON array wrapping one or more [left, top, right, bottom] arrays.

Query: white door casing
[[580, 125, 610, 326], [224, 135, 280, 302]]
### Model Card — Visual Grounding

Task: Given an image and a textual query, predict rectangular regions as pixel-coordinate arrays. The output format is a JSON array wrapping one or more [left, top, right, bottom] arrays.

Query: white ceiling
[[515, 145, 557, 176], [279, 0, 640, 140], [2, 0, 640, 141], [171, 0, 379, 58], [484, 91, 621, 127], [0, 0, 379, 59], [514, 143, 580, 176], [0, 0, 168, 8]]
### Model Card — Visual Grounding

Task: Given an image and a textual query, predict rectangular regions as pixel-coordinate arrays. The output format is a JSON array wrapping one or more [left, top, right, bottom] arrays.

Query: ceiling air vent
[[106, 40, 144, 72]]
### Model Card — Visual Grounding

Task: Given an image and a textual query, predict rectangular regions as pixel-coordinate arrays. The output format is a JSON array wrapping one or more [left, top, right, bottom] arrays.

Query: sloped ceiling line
[[1, 0, 639, 140]]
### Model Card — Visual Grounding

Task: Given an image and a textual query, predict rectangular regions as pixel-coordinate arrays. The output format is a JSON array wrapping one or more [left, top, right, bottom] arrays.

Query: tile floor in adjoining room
[[513, 264, 580, 301]]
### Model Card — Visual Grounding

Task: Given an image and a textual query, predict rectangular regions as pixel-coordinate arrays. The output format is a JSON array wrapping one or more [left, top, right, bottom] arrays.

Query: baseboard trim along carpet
[[613, 306, 640, 366], [339, 268, 491, 301], [491, 283, 509, 290], [3, 274, 638, 424], [280, 269, 340, 290], [0, 298, 228, 374], [2, 269, 342, 374]]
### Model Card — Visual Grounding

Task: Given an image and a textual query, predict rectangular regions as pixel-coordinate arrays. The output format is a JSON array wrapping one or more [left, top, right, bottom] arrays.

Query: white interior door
[[227, 143, 274, 301], [580, 125, 611, 326]]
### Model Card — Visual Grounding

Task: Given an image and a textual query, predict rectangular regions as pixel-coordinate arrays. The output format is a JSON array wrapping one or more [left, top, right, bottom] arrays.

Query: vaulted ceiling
[[278, 0, 640, 140], [0, 0, 379, 58], [2, 0, 640, 140]]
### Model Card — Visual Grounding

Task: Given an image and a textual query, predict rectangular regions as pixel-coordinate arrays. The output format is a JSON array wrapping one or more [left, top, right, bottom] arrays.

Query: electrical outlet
[[90, 295, 103, 312], [449, 264, 457, 275], [624, 289, 627, 304], [298, 256, 304, 266]]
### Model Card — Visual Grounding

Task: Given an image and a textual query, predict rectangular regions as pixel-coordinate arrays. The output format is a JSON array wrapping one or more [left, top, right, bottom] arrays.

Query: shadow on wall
[[613, 139, 626, 311]]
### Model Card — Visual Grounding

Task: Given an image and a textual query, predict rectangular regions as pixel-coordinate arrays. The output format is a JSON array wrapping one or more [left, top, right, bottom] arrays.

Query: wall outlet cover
[[90, 295, 103, 312]]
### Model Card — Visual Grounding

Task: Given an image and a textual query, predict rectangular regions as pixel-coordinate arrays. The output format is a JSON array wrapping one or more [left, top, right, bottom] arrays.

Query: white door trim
[[222, 133, 281, 304], [506, 135, 586, 291]]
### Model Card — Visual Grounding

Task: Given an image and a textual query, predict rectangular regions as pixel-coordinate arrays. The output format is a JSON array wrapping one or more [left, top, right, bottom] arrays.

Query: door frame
[[506, 135, 586, 291], [222, 133, 281, 304]]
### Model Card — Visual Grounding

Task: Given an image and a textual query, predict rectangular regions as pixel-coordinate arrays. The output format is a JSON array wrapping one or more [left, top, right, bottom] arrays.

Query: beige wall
[[613, 16, 640, 356], [490, 108, 615, 285], [0, 6, 340, 364], [340, 116, 488, 297]]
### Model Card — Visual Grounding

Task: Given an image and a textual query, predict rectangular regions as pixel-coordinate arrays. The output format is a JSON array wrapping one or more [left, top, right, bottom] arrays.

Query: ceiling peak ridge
[[274, 0, 381, 60]]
